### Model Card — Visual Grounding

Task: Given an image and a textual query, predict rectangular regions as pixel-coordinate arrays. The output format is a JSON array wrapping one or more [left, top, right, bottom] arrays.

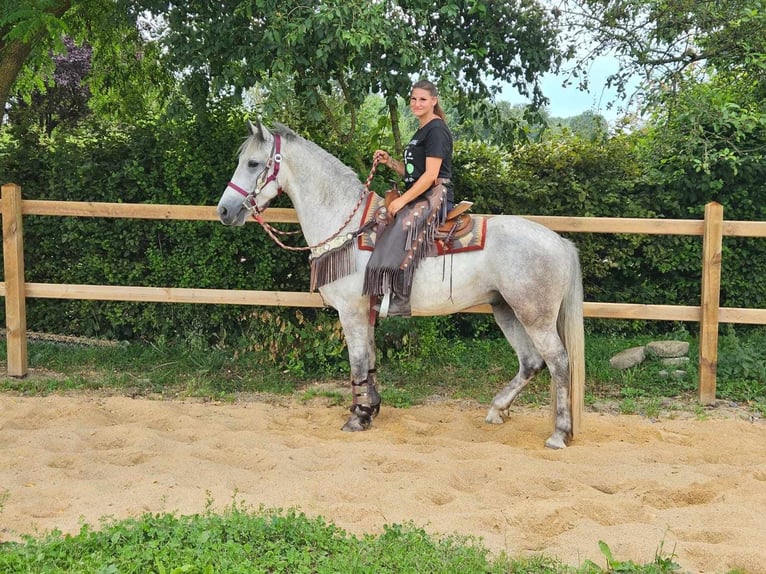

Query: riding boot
[[375, 293, 412, 318], [386, 293, 411, 317]]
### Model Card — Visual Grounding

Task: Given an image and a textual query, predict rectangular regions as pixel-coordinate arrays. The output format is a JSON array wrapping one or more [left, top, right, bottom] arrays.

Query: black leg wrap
[[367, 370, 380, 416], [342, 377, 382, 432], [350, 378, 381, 418]]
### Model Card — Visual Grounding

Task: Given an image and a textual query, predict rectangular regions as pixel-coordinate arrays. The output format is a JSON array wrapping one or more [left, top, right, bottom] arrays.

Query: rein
[[227, 134, 381, 254]]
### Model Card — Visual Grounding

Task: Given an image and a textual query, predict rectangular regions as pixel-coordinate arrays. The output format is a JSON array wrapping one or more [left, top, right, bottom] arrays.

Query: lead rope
[[255, 157, 381, 252]]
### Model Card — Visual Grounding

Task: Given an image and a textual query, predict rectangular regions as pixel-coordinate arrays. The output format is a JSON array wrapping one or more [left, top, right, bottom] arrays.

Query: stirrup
[[378, 293, 392, 318]]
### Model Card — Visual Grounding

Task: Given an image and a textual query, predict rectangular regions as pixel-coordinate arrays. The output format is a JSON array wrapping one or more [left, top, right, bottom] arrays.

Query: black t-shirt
[[403, 118, 453, 196]]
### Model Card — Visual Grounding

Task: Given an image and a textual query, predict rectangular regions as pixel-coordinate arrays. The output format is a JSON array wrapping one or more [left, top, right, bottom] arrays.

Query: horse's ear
[[248, 120, 271, 142]]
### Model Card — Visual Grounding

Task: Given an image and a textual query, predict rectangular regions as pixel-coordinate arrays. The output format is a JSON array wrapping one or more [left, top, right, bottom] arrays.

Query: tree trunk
[[388, 101, 402, 156], [0, 40, 34, 113], [0, 0, 72, 113]]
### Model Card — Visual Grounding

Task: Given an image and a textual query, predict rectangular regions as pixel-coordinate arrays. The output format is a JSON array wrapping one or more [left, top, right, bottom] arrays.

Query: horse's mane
[[272, 124, 364, 191], [237, 123, 365, 199]]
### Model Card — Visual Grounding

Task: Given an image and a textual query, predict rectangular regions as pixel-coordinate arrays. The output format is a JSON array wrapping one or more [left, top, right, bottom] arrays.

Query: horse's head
[[217, 121, 287, 226]]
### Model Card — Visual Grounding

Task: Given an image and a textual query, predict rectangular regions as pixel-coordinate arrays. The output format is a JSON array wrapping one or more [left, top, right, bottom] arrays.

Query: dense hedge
[[454, 134, 766, 325], [1, 112, 311, 343], [2, 112, 765, 354]]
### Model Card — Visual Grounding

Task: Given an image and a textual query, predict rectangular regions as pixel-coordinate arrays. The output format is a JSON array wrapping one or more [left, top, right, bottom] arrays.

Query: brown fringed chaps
[[362, 185, 447, 299]]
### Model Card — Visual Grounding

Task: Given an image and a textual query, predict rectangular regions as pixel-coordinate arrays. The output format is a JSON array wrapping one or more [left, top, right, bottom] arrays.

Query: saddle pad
[[433, 216, 487, 255], [357, 193, 487, 256]]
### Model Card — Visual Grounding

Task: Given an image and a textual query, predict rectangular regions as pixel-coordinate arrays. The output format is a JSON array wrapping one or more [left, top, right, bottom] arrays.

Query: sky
[[499, 55, 635, 121]]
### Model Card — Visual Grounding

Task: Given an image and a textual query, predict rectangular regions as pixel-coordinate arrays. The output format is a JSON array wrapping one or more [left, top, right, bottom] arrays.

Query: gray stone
[[609, 346, 646, 369], [658, 369, 686, 379], [661, 357, 690, 367], [646, 340, 690, 358]]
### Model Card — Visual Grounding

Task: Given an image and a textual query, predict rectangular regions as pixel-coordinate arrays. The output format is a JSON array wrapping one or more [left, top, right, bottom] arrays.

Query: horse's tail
[[557, 240, 585, 437]]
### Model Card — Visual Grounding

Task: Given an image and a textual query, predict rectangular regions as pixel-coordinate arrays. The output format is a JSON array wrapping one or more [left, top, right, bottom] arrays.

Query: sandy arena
[[1, 391, 764, 573]]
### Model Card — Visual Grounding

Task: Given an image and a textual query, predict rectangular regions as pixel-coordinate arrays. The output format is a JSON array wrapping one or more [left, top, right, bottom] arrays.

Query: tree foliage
[[7, 36, 92, 136], [555, 0, 766, 105], [139, 0, 562, 149], [0, 0, 72, 108], [1, 0, 174, 128]]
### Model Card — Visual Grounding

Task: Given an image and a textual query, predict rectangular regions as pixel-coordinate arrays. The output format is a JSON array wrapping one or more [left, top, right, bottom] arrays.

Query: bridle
[[225, 133, 381, 254], [226, 133, 284, 224]]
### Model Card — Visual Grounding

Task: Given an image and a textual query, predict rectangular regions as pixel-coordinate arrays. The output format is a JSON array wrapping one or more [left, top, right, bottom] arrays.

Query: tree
[[2, 1, 173, 126], [553, 0, 766, 216], [0, 0, 72, 110], [7, 36, 92, 135], [546, 110, 610, 142], [139, 0, 563, 152], [554, 0, 766, 105]]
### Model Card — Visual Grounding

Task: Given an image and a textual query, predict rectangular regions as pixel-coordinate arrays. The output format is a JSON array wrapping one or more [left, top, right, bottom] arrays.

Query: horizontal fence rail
[[4, 183, 766, 403]]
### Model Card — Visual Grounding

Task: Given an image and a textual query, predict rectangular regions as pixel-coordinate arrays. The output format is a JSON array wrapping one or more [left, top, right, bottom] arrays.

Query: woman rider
[[363, 79, 454, 317]]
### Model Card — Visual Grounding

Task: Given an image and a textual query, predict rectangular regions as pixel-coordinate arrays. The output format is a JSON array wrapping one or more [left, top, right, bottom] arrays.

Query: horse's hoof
[[485, 407, 504, 425], [342, 413, 372, 432], [544, 433, 568, 450]]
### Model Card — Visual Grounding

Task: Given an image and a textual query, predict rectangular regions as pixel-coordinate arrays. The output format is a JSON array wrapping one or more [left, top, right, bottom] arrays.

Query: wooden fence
[[3, 182, 766, 403]]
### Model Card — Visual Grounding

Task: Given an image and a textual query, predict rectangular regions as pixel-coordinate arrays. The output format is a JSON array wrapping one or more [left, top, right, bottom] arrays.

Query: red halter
[[226, 133, 284, 223]]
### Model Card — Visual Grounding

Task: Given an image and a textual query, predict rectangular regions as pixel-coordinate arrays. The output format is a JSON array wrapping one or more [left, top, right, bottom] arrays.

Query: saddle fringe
[[310, 239, 355, 291]]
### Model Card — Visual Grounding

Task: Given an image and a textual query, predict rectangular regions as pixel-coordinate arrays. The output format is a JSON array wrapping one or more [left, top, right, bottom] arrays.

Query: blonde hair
[[411, 79, 446, 121]]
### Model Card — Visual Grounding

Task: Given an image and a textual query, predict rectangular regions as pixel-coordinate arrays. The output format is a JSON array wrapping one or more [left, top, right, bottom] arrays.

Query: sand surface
[[1, 392, 765, 573]]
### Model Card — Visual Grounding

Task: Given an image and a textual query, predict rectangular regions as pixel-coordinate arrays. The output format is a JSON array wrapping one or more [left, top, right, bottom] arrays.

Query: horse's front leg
[[339, 303, 380, 432]]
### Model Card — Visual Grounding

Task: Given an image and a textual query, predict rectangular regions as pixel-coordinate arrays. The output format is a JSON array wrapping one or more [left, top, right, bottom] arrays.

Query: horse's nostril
[[218, 205, 227, 218]]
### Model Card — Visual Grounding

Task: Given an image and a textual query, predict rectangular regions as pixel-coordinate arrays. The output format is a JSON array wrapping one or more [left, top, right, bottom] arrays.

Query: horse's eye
[[247, 159, 260, 169]]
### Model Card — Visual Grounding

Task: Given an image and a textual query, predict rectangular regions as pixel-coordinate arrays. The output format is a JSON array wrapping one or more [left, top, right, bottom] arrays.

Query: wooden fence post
[[699, 202, 723, 404], [2, 183, 28, 377]]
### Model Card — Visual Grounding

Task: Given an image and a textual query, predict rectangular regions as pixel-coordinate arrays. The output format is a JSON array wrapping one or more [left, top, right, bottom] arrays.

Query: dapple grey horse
[[217, 122, 584, 448]]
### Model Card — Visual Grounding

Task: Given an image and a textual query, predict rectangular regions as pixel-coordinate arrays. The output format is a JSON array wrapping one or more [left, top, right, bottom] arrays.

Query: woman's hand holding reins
[[374, 150, 404, 176], [373, 150, 391, 167]]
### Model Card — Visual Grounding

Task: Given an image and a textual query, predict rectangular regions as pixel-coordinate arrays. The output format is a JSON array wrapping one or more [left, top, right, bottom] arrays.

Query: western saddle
[[384, 187, 474, 241]]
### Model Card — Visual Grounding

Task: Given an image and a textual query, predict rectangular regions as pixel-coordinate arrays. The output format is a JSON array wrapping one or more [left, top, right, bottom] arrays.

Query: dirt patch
[[1, 391, 764, 573]]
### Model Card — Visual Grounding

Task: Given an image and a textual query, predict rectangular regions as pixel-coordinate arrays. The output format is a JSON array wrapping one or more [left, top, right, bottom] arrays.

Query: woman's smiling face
[[409, 87, 437, 120]]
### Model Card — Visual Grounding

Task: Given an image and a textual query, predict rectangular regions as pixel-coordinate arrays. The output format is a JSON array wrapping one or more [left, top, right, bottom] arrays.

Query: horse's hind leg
[[523, 324, 572, 449], [338, 304, 380, 432], [485, 302, 545, 425]]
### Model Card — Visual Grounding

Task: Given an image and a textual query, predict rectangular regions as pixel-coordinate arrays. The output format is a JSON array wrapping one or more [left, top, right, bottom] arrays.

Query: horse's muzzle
[[217, 203, 247, 226]]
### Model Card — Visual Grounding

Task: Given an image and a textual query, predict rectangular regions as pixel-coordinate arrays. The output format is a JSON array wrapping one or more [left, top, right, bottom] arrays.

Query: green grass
[[3, 338, 300, 398], [0, 503, 682, 574], [2, 325, 765, 418]]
